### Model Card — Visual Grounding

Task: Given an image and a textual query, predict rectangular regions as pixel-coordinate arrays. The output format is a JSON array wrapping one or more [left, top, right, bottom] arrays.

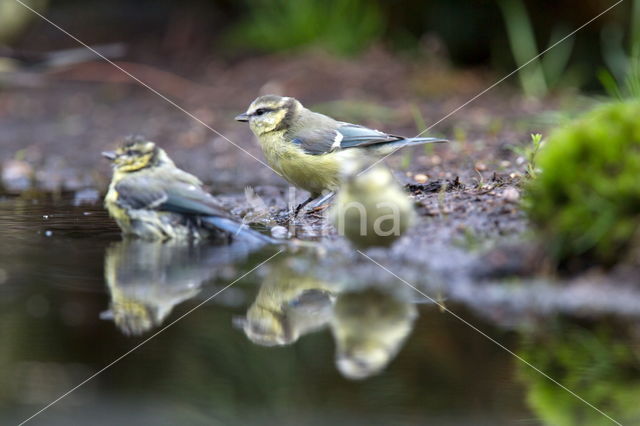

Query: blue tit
[[235, 95, 447, 209], [330, 159, 416, 248], [103, 136, 275, 244]]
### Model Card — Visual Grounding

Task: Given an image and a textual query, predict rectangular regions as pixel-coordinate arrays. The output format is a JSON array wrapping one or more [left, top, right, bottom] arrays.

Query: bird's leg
[[294, 196, 315, 217], [308, 191, 335, 210]]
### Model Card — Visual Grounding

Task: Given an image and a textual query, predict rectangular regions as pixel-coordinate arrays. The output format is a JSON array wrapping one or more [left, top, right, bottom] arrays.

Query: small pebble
[[474, 162, 487, 172], [431, 155, 442, 166], [270, 225, 289, 239], [1, 160, 32, 192], [502, 186, 520, 203], [414, 173, 428, 183], [73, 188, 101, 206]]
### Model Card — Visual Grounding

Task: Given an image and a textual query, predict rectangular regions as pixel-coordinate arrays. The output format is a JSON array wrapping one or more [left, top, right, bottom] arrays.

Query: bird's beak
[[235, 113, 250, 122], [101, 151, 117, 160]]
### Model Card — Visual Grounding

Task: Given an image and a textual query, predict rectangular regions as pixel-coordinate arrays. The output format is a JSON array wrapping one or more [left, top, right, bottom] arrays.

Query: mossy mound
[[526, 101, 640, 267]]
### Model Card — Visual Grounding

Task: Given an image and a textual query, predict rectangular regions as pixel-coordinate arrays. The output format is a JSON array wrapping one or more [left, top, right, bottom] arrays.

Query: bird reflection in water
[[234, 259, 336, 346], [101, 239, 257, 335], [236, 256, 419, 380], [332, 289, 417, 380]]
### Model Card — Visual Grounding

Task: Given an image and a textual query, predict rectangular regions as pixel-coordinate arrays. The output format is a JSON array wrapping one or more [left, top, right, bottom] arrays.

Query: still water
[[0, 196, 637, 425]]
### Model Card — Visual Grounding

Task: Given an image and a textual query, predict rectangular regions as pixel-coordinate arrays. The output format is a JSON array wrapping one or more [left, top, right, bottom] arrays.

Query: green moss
[[526, 101, 640, 266], [227, 0, 383, 56]]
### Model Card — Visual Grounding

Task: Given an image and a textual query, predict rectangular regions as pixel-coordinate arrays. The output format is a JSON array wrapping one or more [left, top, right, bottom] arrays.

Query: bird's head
[[101, 298, 156, 336], [239, 304, 296, 346], [335, 340, 392, 380], [235, 95, 301, 135], [102, 136, 166, 172]]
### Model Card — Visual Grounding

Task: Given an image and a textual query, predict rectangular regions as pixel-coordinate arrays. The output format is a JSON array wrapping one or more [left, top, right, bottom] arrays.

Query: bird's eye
[[254, 108, 269, 116]]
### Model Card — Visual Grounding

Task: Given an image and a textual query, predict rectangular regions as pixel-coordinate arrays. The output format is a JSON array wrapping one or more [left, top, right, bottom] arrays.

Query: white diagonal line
[[357, 250, 622, 426], [18, 249, 284, 425], [13, 0, 282, 177], [358, 0, 624, 176]]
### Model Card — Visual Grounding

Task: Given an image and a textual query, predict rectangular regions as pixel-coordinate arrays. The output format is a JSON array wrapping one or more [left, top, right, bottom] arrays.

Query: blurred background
[[0, 0, 638, 193]]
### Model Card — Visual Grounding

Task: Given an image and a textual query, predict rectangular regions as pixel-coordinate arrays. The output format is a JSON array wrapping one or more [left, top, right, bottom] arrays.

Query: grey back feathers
[[287, 105, 446, 156], [115, 166, 230, 218]]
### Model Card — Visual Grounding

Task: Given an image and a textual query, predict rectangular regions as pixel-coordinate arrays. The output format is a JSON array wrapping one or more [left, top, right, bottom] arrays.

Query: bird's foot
[[310, 203, 329, 213], [308, 192, 335, 209]]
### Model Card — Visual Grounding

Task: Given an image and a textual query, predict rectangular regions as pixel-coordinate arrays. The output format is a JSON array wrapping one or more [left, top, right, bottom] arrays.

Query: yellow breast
[[104, 184, 131, 229], [258, 132, 342, 195]]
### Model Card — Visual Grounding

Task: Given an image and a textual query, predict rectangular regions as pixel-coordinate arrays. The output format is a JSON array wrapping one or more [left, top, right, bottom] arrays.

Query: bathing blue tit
[[103, 136, 275, 244], [331, 289, 417, 380], [329, 160, 416, 249], [235, 95, 447, 200]]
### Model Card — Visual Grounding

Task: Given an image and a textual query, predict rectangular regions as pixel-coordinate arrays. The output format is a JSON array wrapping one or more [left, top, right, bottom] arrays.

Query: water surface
[[0, 197, 637, 426]]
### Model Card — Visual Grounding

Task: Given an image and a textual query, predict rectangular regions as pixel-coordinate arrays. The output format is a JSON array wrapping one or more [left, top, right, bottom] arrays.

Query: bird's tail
[[372, 137, 447, 156], [201, 216, 279, 245], [398, 137, 448, 147]]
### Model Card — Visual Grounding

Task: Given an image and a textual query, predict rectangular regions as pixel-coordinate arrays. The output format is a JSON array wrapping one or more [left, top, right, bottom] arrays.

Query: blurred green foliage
[[498, 0, 576, 97], [525, 101, 640, 267], [4, 0, 640, 92], [518, 320, 640, 426], [228, 0, 384, 55], [599, 0, 640, 98]]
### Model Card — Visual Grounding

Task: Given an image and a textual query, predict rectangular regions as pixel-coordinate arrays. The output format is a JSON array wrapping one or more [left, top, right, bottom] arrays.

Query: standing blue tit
[[235, 95, 447, 209], [103, 136, 275, 244], [329, 159, 416, 249]]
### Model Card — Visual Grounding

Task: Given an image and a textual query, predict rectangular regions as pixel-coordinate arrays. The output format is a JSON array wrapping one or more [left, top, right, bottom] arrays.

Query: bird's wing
[[114, 177, 168, 210], [291, 123, 401, 155], [114, 174, 230, 218], [291, 127, 341, 155]]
